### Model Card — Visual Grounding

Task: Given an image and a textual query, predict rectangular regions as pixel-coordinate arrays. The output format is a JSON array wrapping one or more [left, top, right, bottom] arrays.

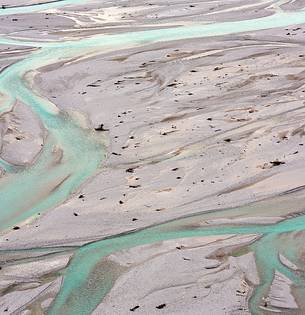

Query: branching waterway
[[2, 1, 305, 314]]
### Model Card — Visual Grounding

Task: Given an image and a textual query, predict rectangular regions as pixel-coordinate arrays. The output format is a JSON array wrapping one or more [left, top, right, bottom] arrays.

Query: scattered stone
[[167, 83, 177, 87], [130, 305, 140, 311], [156, 304, 166, 309], [94, 124, 109, 131], [270, 160, 285, 166]]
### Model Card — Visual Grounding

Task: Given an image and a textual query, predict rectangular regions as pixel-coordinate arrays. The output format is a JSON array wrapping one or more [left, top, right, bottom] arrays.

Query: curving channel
[[1, 1, 305, 314]]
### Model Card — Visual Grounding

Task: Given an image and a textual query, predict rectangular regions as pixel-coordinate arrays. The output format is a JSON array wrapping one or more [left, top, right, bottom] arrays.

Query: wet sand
[[1, 1, 305, 314]]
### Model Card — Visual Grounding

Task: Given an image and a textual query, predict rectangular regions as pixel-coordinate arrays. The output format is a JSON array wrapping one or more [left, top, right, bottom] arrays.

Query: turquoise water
[[48, 203, 305, 315], [48, 199, 305, 314], [0, 0, 85, 16], [1, 1, 305, 314], [0, 47, 106, 229]]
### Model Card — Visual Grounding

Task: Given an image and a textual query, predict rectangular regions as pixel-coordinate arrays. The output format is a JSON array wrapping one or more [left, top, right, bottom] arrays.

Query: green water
[[47, 205, 305, 315], [1, 0, 305, 314], [0, 47, 106, 229], [0, 0, 85, 16]]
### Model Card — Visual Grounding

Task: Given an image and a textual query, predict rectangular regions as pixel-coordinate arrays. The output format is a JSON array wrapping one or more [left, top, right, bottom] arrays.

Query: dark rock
[[270, 160, 285, 166], [156, 304, 166, 309], [129, 185, 141, 188], [130, 305, 140, 311], [94, 124, 109, 131]]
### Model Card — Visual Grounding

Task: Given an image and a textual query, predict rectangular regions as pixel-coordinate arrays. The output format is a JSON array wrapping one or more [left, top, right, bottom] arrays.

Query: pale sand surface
[[1, 1, 305, 314], [94, 235, 258, 315], [5, 26, 305, 247]]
